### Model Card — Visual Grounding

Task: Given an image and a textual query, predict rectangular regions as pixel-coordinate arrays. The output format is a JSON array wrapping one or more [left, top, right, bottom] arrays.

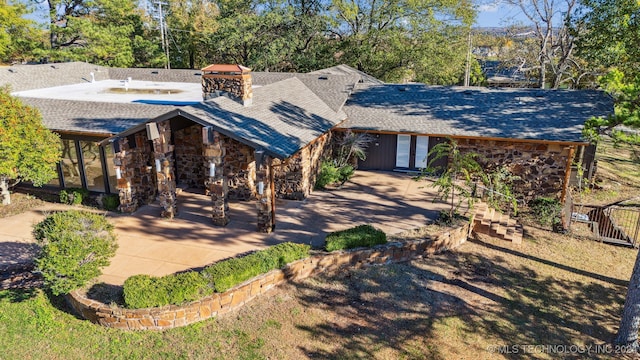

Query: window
[[80, 141, 105, 192], [104, 143, 118, 193], [60, 139, 82, 188]]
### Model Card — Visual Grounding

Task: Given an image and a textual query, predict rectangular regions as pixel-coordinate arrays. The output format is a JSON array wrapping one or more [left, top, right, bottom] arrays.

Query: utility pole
[[153, 0, 170, 69], [464, 31, 472, 87]]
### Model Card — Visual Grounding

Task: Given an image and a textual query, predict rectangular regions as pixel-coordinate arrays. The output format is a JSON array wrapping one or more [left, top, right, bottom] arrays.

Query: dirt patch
[[0, 192, 47, 219]]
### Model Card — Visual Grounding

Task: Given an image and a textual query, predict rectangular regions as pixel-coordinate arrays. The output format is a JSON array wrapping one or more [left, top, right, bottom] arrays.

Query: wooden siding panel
[[359, 134, 397, 170]]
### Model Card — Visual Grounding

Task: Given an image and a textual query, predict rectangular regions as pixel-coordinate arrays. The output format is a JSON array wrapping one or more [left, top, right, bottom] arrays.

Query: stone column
[[113, 138, 136, 213], [256, 151, 273, 233], [153, 121, 177, 218], [204, 131, 229, 226]]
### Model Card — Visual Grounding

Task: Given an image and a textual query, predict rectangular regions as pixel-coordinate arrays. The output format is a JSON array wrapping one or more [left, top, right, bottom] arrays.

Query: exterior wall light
[[258, 181, 264, 195], [155, 159, 162, 172], [115, 167, 122, 179], [209, 162, 216, 177]]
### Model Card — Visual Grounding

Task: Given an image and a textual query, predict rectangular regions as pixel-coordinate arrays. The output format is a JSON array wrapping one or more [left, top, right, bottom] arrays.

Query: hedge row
[[325, 224, 387, 252], [123, 242, 310, 308]]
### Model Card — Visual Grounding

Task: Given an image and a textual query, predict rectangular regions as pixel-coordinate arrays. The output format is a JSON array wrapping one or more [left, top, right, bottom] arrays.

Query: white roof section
[[11, 79, 203, 106]]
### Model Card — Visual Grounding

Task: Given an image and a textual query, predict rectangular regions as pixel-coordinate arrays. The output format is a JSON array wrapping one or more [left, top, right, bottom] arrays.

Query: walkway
[[0, 171, 448, 285]]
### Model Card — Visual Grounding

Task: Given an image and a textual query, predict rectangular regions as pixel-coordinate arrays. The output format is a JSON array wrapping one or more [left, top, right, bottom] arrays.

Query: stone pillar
[[153, 121, 177, 218], [204, 131, 229, 226], [255, 150, 273, 233], [113, 138, 136, 213]]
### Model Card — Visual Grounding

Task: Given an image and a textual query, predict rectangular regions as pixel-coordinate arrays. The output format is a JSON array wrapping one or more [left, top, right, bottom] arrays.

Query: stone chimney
[[201, 64, 253, 106]]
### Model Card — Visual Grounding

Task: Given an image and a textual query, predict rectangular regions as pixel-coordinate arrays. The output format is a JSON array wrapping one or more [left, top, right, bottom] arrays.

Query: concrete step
[[472, 202, 523, 245]]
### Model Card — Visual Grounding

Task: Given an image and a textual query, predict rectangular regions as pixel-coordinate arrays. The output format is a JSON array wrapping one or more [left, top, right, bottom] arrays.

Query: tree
[[0, 87, 61, 205], [574, 0, 640, 347], [328, 0, 476, 84], [165, 0, 219, 69], [40, 0, 146, 66], [421, 139, 482, 222], [504, 0, 590, 89], [0, 0, 46, 63]]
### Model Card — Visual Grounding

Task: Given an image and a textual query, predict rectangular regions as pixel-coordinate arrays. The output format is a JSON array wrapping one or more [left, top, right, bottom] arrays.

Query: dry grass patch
[[0, 192, 47, 219]]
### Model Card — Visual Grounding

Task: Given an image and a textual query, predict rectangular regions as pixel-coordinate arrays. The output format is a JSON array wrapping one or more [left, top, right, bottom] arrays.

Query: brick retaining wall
[[66, 221, 471, 330]]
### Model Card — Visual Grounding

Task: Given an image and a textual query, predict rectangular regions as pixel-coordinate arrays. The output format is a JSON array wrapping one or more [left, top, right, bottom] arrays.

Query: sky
[[474, 1, 533, 27]]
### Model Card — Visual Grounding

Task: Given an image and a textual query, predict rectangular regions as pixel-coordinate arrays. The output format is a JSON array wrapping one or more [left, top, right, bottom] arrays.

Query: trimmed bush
[[102, 194, 120, 211], [121, 242, 310, 308], [59, 188, 89, 205], [123, 272, 211, 309], [529, 197, 562, 227], [202, 242, 310, 293], [33, 210, 118, 295], [325, 224, 387, 252]]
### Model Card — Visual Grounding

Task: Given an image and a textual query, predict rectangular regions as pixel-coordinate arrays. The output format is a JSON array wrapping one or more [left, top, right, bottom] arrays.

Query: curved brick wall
[[66, 222, 471, 330]]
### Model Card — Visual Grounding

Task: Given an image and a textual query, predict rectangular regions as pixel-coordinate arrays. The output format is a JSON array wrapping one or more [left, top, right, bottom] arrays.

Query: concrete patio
[[0, 171, 449, 285]]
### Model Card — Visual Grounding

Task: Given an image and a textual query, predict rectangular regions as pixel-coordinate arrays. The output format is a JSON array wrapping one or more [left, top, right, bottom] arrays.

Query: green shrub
[[122, 242, 311, 308], [315, 160, 340, 189], [59, 188, 89, 205], [529, 197, 562, 227], [33, 210, 118, 295], [202, 242, 310, 293], [315, 160, 356, 190], [102, 194, 120, 211], [123, 272, 211, 309], [325, 224, 387, 252]]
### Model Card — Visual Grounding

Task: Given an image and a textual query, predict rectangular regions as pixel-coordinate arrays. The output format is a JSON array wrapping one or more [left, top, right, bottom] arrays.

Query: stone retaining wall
[[66, 221, 471, 331]]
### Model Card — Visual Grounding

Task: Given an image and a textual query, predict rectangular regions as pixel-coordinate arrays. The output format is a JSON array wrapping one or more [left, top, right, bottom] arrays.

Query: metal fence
[[570, 203, 640, 247]]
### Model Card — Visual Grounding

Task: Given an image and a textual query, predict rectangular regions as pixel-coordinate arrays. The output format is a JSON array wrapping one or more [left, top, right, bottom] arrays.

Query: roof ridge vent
[[318, 75, 329, 80]]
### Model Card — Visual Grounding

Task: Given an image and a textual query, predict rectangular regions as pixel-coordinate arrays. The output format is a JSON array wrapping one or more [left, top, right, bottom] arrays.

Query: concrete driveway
[[0, 171, 448, 285]]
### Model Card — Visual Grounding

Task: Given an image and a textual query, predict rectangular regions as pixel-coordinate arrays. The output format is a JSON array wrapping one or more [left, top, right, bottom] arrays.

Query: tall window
[[60, 139, 82, 188], [104, 143, 118, 193], [80, 141, 105, 192]]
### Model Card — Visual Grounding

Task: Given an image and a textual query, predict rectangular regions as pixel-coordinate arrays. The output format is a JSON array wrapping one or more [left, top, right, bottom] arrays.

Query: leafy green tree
[[207, 0, 331, 72], [41, 0, 146, 66], [576, 0, 640, 156], [328, 0, 476, 84], [421, 139, 482, 222], [166, 0, 219, 69], [575, 0, 640, 348], [0, 0, 46, 63], [0, 87, 61, 205]]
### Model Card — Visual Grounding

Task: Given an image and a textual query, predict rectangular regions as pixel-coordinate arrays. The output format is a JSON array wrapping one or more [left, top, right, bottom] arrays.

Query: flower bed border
[[66, 220, 472, 330]]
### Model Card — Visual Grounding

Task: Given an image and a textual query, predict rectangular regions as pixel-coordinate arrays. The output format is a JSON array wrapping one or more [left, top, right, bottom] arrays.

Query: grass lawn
[[1, 228, 638, 359], [1, 138, 639, 359]]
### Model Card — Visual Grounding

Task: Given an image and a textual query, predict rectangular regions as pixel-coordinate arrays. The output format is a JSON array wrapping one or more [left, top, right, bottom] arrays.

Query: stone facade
[[456, 138, 574, 200], [273, 132, 331, 200], [204, 131, 229, 226], [222, 136, 256, 201], [174, 125, 205, 189], [66, 220, 472, 331], [153, 121, 178, 218], [114, 132, 156, 213], [202, 73, 253, 106]]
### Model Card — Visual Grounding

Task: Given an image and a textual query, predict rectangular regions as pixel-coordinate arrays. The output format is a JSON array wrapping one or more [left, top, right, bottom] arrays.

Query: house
[[338, 83, 611, 200], [0, 62, 613, 231]]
